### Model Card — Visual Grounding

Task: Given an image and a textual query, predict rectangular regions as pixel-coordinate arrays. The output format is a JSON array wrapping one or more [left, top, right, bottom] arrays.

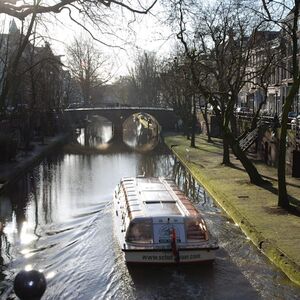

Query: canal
[[0, 118, 300, 299]]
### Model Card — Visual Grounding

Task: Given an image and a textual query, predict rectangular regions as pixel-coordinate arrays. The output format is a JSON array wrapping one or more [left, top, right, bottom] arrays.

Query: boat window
[[126, 219, 153, 243], [185, 217, 207, 242]]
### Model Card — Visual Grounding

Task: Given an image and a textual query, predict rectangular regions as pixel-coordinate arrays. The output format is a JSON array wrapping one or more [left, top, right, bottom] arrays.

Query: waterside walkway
[[164, 134, 300, 286]]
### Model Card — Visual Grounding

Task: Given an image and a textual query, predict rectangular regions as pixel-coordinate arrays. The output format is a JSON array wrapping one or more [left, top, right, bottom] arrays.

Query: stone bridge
[[64, 106, 178, 132]]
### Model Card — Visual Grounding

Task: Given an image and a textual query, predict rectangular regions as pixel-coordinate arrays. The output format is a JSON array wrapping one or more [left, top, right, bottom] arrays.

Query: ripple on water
[[2, 151, 300, 299], [42, 209, 118, 299]]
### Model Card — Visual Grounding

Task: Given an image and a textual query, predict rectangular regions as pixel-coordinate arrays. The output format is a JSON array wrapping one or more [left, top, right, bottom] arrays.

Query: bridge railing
[[64, 106, 174, 112]]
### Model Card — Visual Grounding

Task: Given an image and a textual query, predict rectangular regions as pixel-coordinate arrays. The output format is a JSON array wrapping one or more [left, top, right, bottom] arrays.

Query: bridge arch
[[65, 106, 179, 134]]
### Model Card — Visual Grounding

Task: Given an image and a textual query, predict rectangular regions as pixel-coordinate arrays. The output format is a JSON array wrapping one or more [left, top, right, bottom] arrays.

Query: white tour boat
[[113, 177, 218, 264]]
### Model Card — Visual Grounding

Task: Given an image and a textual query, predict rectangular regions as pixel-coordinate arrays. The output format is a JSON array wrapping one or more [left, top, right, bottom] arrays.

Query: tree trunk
[[199, 101, 212, 142], [190, 95, 196, 147], [204, 113, 212, 142], [278, 117, 289, 208], [230, 113, 237, 137], [225, 130, 265, 185], [222, 135, 230, 165], [222, 94, 235, 165], [277, 80, 300, 208], [0, 14, 36, 111], [183, 124, 190, 139], [277, 3, 300, 209]]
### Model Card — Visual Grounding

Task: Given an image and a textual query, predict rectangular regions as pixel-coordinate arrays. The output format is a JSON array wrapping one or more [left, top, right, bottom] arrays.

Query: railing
[[239, 128, 259, 152], [65, 106, 174, 112]]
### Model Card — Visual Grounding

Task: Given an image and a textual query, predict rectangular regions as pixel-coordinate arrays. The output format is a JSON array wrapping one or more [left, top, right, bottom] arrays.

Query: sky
[[0, 1, 182, 82], [35, 0, 175, 81], [0, 1, 174, 81]]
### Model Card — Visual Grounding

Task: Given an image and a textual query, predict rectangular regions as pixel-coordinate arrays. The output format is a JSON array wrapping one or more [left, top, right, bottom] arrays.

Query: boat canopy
[[119, 177, 200, 220]]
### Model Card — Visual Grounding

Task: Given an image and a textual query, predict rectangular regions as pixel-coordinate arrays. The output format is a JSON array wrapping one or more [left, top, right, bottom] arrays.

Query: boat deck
[[120, 177, 199, 219]]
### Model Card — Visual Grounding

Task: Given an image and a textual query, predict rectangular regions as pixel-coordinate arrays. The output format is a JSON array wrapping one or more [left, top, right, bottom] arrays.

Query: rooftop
[[120, 177, 199, 218]]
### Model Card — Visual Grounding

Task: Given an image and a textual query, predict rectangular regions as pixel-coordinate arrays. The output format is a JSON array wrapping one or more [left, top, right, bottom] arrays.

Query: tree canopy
[[0, 0, 157, 20], [66, 35, 110, 105]]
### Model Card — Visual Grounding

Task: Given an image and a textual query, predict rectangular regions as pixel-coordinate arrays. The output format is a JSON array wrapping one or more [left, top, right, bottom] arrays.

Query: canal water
[[0, 118, 300, 299]]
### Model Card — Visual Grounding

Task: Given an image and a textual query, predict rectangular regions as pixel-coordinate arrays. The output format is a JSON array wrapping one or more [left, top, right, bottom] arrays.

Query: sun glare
[[20, 221, 36, 245]]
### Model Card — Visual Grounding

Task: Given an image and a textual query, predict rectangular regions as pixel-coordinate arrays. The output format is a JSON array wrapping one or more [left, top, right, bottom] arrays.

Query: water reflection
[[75, 113, 161, 153], [172, 159, 212, 208], [0, 197, 12, 283], [126, 264, 215, 299], [0, 144, 300, 299], [123, 112, 161, 152], [77, 115, 113, 150]]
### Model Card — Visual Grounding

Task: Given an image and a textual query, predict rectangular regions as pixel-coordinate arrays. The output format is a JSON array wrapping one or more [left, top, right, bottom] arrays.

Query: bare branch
[[0, 0, 158, 20]]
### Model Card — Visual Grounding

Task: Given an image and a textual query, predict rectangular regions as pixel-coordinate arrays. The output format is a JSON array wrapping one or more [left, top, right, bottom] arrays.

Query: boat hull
[[123, 248, 216, 264], [113, 177, 219, 265]]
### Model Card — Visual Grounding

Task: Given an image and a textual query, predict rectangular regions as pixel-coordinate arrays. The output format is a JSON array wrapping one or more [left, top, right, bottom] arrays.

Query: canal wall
[[0, 134, 69, 194], [164, 134, 300, 286]]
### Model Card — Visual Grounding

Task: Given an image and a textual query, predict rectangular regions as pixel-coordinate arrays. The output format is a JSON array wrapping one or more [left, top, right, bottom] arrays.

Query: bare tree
[[0, 0, 158, 112], [0, 14, 37, 113], [66, 35, 110, 106], [113, 75, 140, 106], [129, 51, 161, 106], [166, 0, 267, 184], [261, 0, 300, 209], [160, 55, 194, 137], [0, 1, 158, 20]]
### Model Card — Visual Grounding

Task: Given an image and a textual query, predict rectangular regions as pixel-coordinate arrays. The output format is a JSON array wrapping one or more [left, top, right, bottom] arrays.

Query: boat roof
[[120, 177, 200, 220]]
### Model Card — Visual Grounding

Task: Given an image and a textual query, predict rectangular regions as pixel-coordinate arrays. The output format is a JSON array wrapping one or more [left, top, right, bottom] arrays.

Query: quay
[[165, 134, 300, 286]]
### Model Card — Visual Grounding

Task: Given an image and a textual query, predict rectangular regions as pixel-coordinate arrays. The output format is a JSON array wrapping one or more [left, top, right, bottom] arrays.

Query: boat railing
[[159, 178, 190, 216], [121, 179, 142, 220]]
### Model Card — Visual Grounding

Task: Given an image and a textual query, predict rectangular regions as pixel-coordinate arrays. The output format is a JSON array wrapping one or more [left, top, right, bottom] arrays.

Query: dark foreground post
[[14, 270, 47, 300]]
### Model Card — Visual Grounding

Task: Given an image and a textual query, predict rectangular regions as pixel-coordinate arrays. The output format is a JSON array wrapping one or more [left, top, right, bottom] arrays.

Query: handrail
[[65, 106, 173, 112], [159, 178, 190, 216]]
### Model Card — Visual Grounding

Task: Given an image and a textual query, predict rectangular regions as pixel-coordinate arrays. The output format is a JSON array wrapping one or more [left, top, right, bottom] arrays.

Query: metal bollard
[[14, 270, 47, 300]]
